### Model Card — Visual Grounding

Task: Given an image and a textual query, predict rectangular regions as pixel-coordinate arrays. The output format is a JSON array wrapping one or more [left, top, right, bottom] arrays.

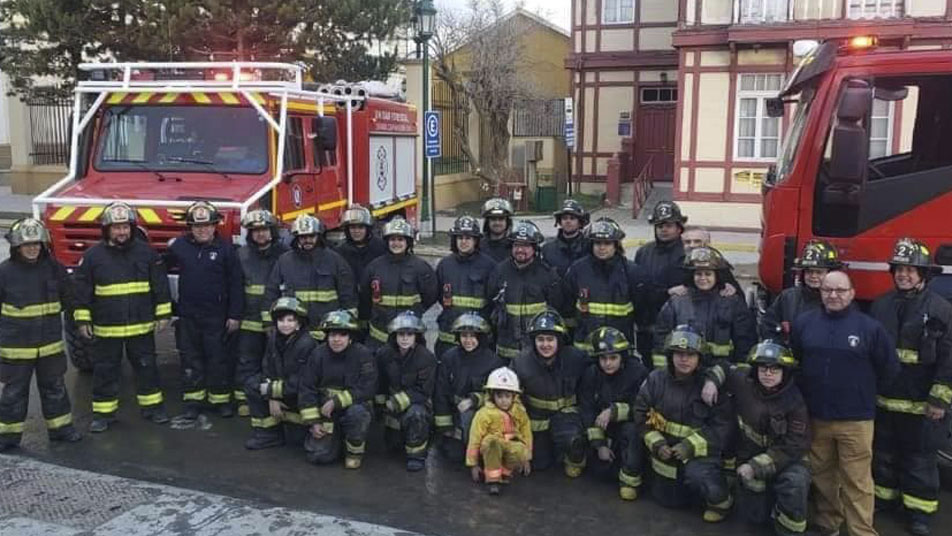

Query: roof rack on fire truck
[[33, 61, 366, 220]]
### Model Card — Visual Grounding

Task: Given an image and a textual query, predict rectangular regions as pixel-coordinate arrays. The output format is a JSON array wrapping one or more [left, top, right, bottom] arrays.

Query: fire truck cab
[[759, 39, 952, 302]]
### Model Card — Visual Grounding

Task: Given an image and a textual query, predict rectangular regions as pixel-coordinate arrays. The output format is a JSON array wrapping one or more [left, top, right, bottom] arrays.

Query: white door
[[369, 136, 394, 206], [395, 136, 415, 198]]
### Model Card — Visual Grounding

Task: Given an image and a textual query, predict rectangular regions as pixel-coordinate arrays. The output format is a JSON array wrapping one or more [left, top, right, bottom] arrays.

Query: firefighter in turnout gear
[[377, 311, 437, 471], [0, 219, 82, 451], [761, 240, 844, 341], [434, 215, 496, 358], [579, 327, 649, 500], [634, 325, 735, 523], [466, 367, 533, 496], [165, 201, 244, 420], [333, 205, 387, 302], [264, 214, 357, 340], [487, 220, 566, 360], [243, 297, 316, 450], [870, 238, 952, 536], [511, 310, 589, 476], [654, 246, 756, 370], [725, 341, 811, 536], [541, 199, 591, 278], [234, 209, 289, 416], [73, 202, 172, 433], [563, 218, 642, 355], [481, 198, 514, 263], [360, 217, 438, 350], [299, 309, 377, 469], [434, 312, 505, 462]]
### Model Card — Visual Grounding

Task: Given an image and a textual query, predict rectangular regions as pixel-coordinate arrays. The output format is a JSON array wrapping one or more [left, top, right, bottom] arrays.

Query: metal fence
[[432, 80, 469, 176], [512, 99, 564, 137], [26, 89, 71, 166]]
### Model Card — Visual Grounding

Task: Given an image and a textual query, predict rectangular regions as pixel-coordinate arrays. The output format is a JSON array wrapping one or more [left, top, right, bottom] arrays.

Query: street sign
[[564, 97, 575, 151], [424, 110, 441, 159]]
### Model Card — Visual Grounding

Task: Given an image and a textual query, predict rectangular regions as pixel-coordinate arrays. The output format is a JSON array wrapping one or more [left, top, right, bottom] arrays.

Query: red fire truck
[[32, 61, 419, 369]]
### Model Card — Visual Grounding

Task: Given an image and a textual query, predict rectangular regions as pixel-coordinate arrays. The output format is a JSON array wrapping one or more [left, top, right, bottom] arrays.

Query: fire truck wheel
[[64, 316, 93, 373]]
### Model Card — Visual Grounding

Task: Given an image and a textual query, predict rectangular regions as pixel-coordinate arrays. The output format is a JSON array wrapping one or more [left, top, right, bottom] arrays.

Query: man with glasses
[[790, 271, 900, 536]]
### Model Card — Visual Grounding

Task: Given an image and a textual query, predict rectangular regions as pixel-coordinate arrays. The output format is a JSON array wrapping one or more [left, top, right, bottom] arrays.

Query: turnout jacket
[[377, 343, 438, 412], [653, 289, 756, 368], [465, 399, 533, 466], [433, 345, 505, 429], [725, 367, 810, 480], [487, 257, 566, 359], [870, 288, 952, 410], [760, 285, 822, 341], [243, 329, 317, 404], [264, 246, 357, 333], [633, 238, 685, 329], [541, 231, 590, 278], [0, 252, 73, 359], [298, 341, 378, 424], [360, 253, 438, 345], [165, 234, 243, 320], [334, 235, 387, 291], [434, 251, 496, 345], [579, 358, 648, 447], [73, 238, 172, 338], [237, 241, 289, 332], [482, 236, 511, 263], [511, 346, 589, 430], [562, 254, 642, 352]]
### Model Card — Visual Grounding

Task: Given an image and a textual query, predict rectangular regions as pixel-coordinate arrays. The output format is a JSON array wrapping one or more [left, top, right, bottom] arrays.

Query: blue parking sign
[[424, 111, 441, 159]]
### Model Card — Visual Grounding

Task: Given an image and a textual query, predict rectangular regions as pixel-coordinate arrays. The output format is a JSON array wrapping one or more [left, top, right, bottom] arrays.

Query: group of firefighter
[[0, 194, 949, 536]]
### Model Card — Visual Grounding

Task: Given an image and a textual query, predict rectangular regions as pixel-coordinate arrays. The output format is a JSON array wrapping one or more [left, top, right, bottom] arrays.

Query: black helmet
[[481, 198, 514, 218], [553, 199, 589, 226], [648, 201, 687, 226], [888, 238, 940, 275], [450, 312, 492, 335], [450, 215, 482, 238], [508, 220, 544, 246], [748, 340, 798, 369], [794, 240, 844, 270], [683, 246, 728, 271], [185, 200, 222, 225], [664, 324, 707, 355], [588, 217, 625, 243], [588, 326, 631, 358], [527, 309, 567, 337]]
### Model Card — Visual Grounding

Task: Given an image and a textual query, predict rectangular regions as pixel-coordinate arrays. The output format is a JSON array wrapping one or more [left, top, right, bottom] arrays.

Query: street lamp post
[[414, 0, 436, 229]]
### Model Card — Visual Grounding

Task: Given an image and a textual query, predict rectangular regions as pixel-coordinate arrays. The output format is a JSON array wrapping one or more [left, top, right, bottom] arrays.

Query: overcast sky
[[435, 0, 571, 32]]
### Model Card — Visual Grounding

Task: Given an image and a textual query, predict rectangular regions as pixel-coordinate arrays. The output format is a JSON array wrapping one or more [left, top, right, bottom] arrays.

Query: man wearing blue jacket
[[167, 201, 244, 421], [791, 271, 900, 536]]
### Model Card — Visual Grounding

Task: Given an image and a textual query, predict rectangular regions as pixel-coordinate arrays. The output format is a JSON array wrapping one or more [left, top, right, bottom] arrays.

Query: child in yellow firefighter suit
[[466, 367, 533, 495]]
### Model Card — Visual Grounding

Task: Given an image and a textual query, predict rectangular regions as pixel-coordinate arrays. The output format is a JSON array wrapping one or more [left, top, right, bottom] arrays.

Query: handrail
[[631, 154, 655, 219]]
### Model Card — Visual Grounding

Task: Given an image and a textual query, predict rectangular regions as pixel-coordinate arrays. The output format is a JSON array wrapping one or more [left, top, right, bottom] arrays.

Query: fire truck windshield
[[94, 105, 268, 175]]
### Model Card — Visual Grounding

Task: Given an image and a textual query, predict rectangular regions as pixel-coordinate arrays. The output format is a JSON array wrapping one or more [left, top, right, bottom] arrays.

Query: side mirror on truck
[[310, 116, 338, 152], [824, 80, 871, 206]]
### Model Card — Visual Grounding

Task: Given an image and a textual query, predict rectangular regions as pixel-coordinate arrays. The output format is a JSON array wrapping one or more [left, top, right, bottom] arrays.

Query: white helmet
[[484, 367, 521, 393]]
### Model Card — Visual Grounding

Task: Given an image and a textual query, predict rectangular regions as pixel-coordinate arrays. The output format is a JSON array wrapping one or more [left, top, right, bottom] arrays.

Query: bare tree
[[431, 0, 540, 192]]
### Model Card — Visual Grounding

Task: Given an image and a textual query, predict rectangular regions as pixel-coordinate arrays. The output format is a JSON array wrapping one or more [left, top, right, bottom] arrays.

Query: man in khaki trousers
[[791, 271, 900, 536]]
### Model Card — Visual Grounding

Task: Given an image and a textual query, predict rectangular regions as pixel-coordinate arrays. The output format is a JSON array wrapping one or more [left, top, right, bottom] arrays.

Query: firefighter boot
[[218, 403, 235, 419], [141, 405, 170, 425], [908, 513, 930, 536], [345, 455, 362, 470], [244, 428, 284, 450], [620, 486, 638, 501], [703, 494, 734, 523], [48, 425, 82, 443], [564, 435, 587, 478], [89, 416, 116, 433]]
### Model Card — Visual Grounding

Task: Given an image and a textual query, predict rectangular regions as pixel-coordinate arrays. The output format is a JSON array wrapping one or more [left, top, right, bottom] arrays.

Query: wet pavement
[[7, 333, 951, 536]]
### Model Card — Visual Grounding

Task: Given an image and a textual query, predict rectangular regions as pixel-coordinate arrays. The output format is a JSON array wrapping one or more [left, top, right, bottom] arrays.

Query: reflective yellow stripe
[[369, 323, 389, 342], [240, 320, 264, 332], [233, 390, 247, 401], [78, 207, 104, 222], [49, 206, 76, 221], [300, 407, 320, 421], [137, 208, 161, 224], [406, 441, 428, 455], [208, 392, 231, 404], [1, 302, 61, 318], [245, 285, 265, 296], [282, 411, 303, 424], [251, 416, 279, 428], [709, 342, 733, 357], [614, 402, 630, 421], [434, 414, 454, 427], [261, 310, 271, 322], [94, 281, 150, 296], [663, 419, 696, 439], [685, 433, 708, 457], [295, 289, 339, 302], [154, 302, 171, 317], [930, 383, 952, 405], [93, 399, 119, 414], [573, 341, 593, 352], [738, 416, 768, 447], [505, 302, 547, 316], [896, 348, 920, 364], [742, 477, 767, 492], [875, 484, 900, 501], [137, 391, 163, 407], [619, 469, 642, 488], [451, 296, 485, 308], [438, 331, 457, 344], [497, 345, 520, 359], [132, 92, 151, 104], [902, 493, 938, 514], [183, 390, 207, 402], [526, 395, 577, 412], [775, 510, 806, 532], [159, 93, 177, 104], [393, 391, 412, 412], [530, 419, 549, 432], [587, 427, 606, 441], [651, 457, 678, 479], [193, 92, 211, 104], [876, 395, 926, 415], [578, 302, 634, 316], [219, 92, 240, 105], [644, 430, 666, 450], [107, 92, 127, 104], [751, 453, 775, 474], [0, 421, 24, 434], [652, 353, 667, 369], [334, 389, 353, 408], [372, 197, 418, 218], [0, 341, 65, 360], [45, 413, 72, 430], [93, 322, 155, 338], [74, 308, 92, 322], [272, 380, 284, 400], [378, 294, 421, 307], [346, 439, 366, 454], [318, 199, 348, 212]]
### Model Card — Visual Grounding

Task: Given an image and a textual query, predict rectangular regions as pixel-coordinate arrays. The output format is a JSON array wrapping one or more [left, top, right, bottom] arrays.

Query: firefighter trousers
[[531, 411, 587, 472], [589, 421, 643, 490], [233, 329, 267, 413], [636, 329, 655, 371], [244, 387, 307, 446], [92, 334, 164, 417], [304, 403, 373, 465], [646, 454, 732, 513], [383, 403, 430, 460], [176, 316, 232, 409], [0, 354, 74, 445], [438, 407, 476, 463], [873, 409, 948, 523], [479, 435, 530, 483], [738, 461, 810, 535]]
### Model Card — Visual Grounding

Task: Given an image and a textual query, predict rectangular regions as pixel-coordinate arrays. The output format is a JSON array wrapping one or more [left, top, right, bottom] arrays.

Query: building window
[[848, 0, 904, 19], [641, 87, 678, 104], [737, 0, 788, 24], [602, 0, 635, 24], [869, 98, 894, 159], [734, 74, 783, 161]]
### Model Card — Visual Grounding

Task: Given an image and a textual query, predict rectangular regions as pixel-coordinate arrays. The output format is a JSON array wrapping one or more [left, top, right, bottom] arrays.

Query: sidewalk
[[0, 454, 426, 536]]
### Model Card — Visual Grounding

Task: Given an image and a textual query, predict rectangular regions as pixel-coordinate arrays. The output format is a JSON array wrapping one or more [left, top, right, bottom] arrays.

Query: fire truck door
[[275, 117, 319, 220]]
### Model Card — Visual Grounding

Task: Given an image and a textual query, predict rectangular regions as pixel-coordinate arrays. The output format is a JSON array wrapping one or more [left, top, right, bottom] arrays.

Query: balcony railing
[[733, 0, 905, 25]]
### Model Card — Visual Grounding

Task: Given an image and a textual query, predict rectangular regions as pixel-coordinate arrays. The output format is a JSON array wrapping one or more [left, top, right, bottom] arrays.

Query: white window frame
[[737, 0, 790, 24], [868, 99, 895, 159], [733, 73, 784, 162], [847, 0, 904, 19], [602, 0, 635, 25]]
